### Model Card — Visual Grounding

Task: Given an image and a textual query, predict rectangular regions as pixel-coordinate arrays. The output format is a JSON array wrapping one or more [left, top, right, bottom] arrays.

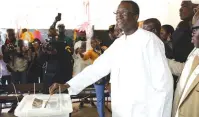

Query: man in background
[[172, 0, 198, 63], [170, 0, 198, 90], [38, 23, 73, 94], [143, 18, 161, 37]]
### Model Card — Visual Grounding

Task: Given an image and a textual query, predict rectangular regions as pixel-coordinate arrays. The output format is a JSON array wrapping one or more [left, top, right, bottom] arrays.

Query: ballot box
[[14, 94, 72, 117]]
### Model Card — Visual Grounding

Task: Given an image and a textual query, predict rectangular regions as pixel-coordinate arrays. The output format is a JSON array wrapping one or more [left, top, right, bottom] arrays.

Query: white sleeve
[[167, 59, 185, 77], [67, 42, 115, 95], [74, 41, 81, 50], [145, 36, 173, 117]]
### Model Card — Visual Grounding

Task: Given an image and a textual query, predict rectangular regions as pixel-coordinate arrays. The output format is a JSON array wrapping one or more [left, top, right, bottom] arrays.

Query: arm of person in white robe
[[146, 36, 173, 117], [167, 59, 185, 77], [66, 42, 114, 95]]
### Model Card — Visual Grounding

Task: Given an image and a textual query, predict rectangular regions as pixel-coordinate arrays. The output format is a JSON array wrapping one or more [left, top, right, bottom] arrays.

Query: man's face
[[180, 1, 194, 21], [160, 28, 169, 41], [116, 2, 138, 31], [8, 33, 15, 41], [58, 25, 65, 33], [80, 41, 86, 52], [91, 39, 97, 49], [143, 23, 158, 35], [91, 39, 101, 49], [33, 41, 40, 49], [143, 23, 154, 32], [192, 5, 199, 24], [192, 29, 199, 47], [192, 20, 199, 47]]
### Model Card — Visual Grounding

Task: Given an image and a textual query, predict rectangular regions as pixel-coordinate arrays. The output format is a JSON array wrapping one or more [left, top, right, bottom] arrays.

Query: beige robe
[[172, 48, 199, 117]]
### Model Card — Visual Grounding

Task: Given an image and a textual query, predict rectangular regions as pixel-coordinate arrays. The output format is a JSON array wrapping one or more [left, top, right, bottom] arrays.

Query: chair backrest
[[0, 83, 43, 94]]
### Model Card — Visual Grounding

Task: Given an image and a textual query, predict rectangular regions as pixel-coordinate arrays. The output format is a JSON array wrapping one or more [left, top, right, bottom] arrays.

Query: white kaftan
[[67, 28, 173, 117]]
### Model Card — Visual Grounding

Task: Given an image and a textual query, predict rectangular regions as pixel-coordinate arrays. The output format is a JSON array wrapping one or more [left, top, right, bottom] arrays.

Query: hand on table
[[49, 83, 70, 95], [101, 46, 108, 51], [105, 83, 111, 93]]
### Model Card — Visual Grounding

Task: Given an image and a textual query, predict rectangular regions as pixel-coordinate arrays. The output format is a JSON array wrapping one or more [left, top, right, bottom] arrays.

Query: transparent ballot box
[[14, 94, 73, 117]]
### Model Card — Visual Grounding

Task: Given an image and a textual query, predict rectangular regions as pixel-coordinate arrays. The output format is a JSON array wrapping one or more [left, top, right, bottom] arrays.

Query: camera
[[7, 43, 16, 52], [43, 13, 62, 53], [44, 40, 55, 52], [56, 13, 61, 22]]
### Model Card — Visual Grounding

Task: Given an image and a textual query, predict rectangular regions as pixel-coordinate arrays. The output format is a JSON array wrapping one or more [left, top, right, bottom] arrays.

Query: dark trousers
[[1, 75, 11, 85], [11, 71, 26, 84]]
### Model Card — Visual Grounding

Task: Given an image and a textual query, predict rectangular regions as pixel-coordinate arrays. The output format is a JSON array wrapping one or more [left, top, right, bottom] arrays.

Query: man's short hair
[[121, 0, 140, 15], [6, 29, 15, 35], [57, 24, 65, 29], [22, 28, 27, 33], [144, 18, 161, 31], [161, 25, 174, 35]]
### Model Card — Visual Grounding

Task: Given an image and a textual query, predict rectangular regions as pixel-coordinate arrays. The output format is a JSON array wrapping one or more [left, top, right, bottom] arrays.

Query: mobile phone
[[56, 13, 61, 21], [58, 13, 61, 17]]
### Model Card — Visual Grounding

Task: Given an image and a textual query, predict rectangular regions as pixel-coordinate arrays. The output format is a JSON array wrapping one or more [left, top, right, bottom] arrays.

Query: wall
[[0, 0, 182, 29]]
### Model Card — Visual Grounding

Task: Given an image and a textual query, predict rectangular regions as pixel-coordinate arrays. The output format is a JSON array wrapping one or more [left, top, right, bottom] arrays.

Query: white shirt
[[67, 28, 173, 117]]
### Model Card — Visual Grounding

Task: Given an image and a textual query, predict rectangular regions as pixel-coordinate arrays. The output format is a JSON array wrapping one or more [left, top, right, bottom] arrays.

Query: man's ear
[[152, 28, 158, 35], [134, 15, 139, 21]]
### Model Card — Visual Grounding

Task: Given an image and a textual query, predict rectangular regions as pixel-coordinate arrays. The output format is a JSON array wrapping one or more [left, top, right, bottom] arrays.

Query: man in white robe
[[49, 1, 173, 117]]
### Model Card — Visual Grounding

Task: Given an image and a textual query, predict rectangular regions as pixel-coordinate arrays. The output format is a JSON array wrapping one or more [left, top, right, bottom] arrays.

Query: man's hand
[[101, 46, 108, 51], [105, 83, 111, 93], [75, 48, 79, 54], [78, 48, 85, 54], [49, 83, 70, 95]]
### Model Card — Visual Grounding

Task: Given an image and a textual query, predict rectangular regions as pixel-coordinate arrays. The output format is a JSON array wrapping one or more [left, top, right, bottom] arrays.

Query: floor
[[0, 103, 112, 117]]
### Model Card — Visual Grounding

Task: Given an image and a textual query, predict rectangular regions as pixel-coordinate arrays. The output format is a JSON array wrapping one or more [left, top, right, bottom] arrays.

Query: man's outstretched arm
[[67, 46, 113, 95], [49, 41, 117, 95]]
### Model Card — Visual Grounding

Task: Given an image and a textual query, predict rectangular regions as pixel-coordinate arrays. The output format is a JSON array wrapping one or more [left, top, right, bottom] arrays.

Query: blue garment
[[94, 84, 105, 117]]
